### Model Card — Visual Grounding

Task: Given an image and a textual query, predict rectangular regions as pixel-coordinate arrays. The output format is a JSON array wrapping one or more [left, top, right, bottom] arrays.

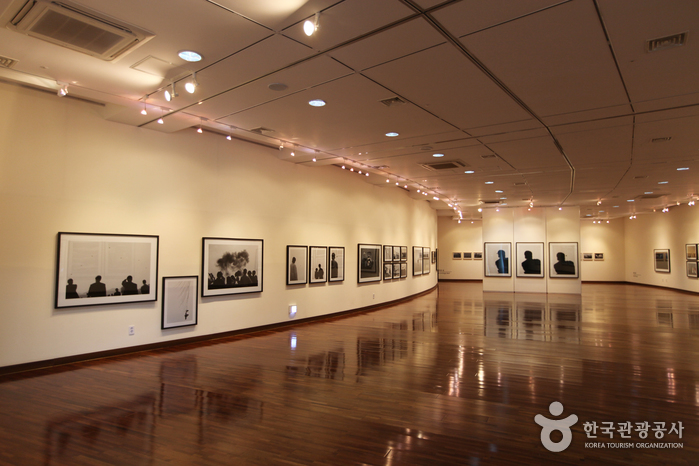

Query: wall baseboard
[[0, 285, 438, 379]]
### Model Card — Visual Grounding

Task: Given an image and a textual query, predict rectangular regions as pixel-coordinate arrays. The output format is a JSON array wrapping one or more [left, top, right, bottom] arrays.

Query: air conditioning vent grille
[[647, 32, 687, 52], [32, 9, 126, 55], [0, 55, 18, 68], [420, 160, 468, 171], [379, 96, 405, 107]]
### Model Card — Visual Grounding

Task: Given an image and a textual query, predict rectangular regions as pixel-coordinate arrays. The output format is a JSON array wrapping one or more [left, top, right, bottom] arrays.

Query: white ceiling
[[1, 0, 698, 220]]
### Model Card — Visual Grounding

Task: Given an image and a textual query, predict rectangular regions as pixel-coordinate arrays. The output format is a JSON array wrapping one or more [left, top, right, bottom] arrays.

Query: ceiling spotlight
[[365, 173, 369, 177], [140, 101, 147, 115], [312, 158, 317, 162], [385, 132, 399, 137], [606, 220, 610, 223], [184, 73, 198, 93], [157, 118, 164, 124], [597, 200, 602, 205], [404, 184, 407, 188], [529, 202, 533, 208], [226, 135, 232, 141], [559, 207, 562, 210], [178, 50, 202, 62], [433, 197, 439, 201], [308, 99, 326, 107], [417, 189, 420, 193], [279, 143, 284, 150], [303, 12, 320, 36], [458, 220, 461, 224], [396, 182, 399, 186], [197, 127, 203, 134], [291, 152, 295, 156], [57, 83, 68, 96], [690, 200, 696, 206], [478, 208, 482, 212], [164, 82, 177, 102], [358, 170, 362, 174]]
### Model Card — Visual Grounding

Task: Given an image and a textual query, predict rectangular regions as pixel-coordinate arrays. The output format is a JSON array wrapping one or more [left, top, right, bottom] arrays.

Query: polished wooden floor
[[1, 282, 698, 465]]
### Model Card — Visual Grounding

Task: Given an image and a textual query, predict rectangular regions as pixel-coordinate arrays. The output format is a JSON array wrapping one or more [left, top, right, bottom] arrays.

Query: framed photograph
[[453, 252, 462, 260], [392, 246, 401, 262], [309, 246, 328, 283], [549, 242, 579, 278], [413, 246, 423, 276], [688, 261, 698, 278], [431, 250, 436, 264], [162, 276, 198, 329], [583, 253, 593, 261], [400, 262, 407, 278], [400, 246, 407, 261], [484, 242, 512, 277], [594, 253, 604, 261], [463, 252, 472, 260], [383, 245, 393, 263], [383, 262, 393, 280], [329, 247, 345, 282], [473, 252, 483, 260], [55, 232, 159, 309], [686, 244, 698, 261], [422, 247, 430, 274], [392, 263, 400, 279], [287, 246, 307, 285], [358, 244, 381, 283], [516, 242, 544, 278], [202, 238, 263, 297], [654, 249, 670, 273]]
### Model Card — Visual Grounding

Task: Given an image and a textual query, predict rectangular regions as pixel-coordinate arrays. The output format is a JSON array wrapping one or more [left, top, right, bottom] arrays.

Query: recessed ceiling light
[[658, 181, 669, 184], [385, 132, 399, 137], [464, 170, 474, 174], [495, 190, 503, 193], [178, 50, 202, 62], [645, 191, 653, 194], [308, 99, 326, 107], [268, 83, 288, 91], [432, 153, 444, 158], [485, 181, 494, 184], [677, 167, 689, 170], [627, 199, 634, 202]]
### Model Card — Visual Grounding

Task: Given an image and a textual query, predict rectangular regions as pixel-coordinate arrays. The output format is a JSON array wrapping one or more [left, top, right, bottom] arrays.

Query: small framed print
[[392, 263, 400, 279], [654, 249, 670, 273], [309, 246, 328, 283], [431, 251, 436, 264], [383, 245, 393, 263], [359, 244, 381, 283], [594, 253, 604, 261], [686, 244, 698, 261], [583, 253, 593, 261], [383, 262, 393, 280], [413, 246, 423, 276], [328, 247, 345, 282], [392, 246, 401, 262], [515, 242, 544, 278], [202, 238, 263, 297], [687, 261, 698, 278], [287, 246, 308, 285], [473, 252, 483, 260], [422, 247, 430, 274], [162, 276, 198, 329], [463, 252, 472, 260], [549, 242, 579, 278], [400, 262, 407, 278], [400, 246, 408, 261], [453, 252, 462, 260], [484, 242, 512, 277]]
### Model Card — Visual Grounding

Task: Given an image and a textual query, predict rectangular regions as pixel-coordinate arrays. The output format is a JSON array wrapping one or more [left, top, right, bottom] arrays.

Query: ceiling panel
[[552, 117, 634, 167], [460, 0, 629, 119], [432, 0, 566, 38], [487, 135, 570, 170], [212, 0, 339, 32], [218, 73, 456, 151], [328, 17, 445, 71], [364, 43, 535, 130], [329, 130, 479, 160], [282, 0, 415, 51], [597, 0, 699, 105]]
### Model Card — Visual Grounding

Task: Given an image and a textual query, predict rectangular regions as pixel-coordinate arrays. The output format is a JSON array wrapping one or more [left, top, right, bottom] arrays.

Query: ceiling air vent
[[647, 32, 687, 53], [651, 137, 672, 143], [480, 200, 501, 205], [7, 0, 154, 61], [633, 175, 648, 180], [481, 154, 496, 159], [636, 193, 665, 200], [250, 127, 275, 134], [0, 55, 17, 68], [420, 160, 468, 171], [379, 96, 406, 107]]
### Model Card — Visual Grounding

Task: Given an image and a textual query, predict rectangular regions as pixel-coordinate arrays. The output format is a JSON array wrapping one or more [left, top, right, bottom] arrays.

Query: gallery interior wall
[[436, 217, 483, 281], [580, 218, 625, 282], [0, 82, 438, 368]]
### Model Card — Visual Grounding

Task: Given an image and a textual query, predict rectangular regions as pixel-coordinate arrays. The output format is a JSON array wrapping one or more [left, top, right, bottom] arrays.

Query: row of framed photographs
[[358, 244, 432, 282], [286, 246, 345, 285], [686, 244, 698, 279], [483, 242, 580, 279], [582, 253, 604, 261], [453, 252, 482, 260], [656, 246, 699, 278], [383, 245, 408, 263]]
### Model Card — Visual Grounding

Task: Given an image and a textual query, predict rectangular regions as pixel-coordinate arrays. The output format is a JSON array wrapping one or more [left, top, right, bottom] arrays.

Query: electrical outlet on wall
[[128, 325, 135, 336]]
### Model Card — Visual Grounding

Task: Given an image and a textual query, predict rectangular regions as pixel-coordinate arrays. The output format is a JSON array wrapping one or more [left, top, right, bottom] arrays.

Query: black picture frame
[[383, 262, 393, 280], [549, 242, 579, 278], [687, 261, 698, 278], [422, 247, 430, 274], [453, 252, 462, 260], [413, 246, 423, 276], [202, 237, 263, 297], [473, 252, 483, 260], [594, 253, 604, 261], [383, 245, 393, 263], [328, 247, 345, 282], [392, 246, 401, 262], [358, 244, 381, 283], [162, 276, 198, 329], [484, 242, 512, 277], [287, 245, 308, 285], [392, 263, 400, 279], [400, 262, 407, 278], [309, 246, 328, 284], [515, 242, 544, 278], [583, 253, 593, 261], [55, 232, 159, 309], [686, 244, 697, 261], [654, 249, 670, 273], [463, 252, 472, 260], [400, 246, 408, 261]]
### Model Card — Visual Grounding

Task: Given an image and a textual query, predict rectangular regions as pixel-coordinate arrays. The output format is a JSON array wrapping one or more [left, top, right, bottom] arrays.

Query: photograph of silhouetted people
[[121, 276, 138, 295], [331, 253, 339, 278], [65, 279, 79, 299], [496, 249, 509, 274], [87, 275, 106, 297], [521, 250, 541, 275], [290, 257, 298, 281], [140, 280, 150, 294], [554, 252, 576, 275], [113, 288, 121, 296], [315, 264, 324, 280]]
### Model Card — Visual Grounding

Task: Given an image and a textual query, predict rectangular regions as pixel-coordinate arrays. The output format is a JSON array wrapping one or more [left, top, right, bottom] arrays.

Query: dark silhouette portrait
[[554, 252, 576, 275], [121, 275, 138, 295], [87, 275, 106, 297], [213, 271, 225, 288], [65, 279, 79, 299], [495, 249, 509, 274], [331, 253, 338, 278], [113, 288, 121, 296], [140, 279, 150, 295], [290, 257, 298, 281], [317, 264, 324, 280], [521, 250, 541, 275]]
